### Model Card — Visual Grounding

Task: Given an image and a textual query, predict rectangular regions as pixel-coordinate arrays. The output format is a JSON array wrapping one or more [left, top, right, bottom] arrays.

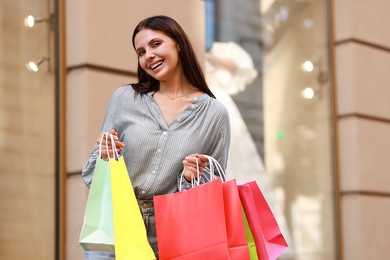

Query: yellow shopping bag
[[109, 135, 156, 260]]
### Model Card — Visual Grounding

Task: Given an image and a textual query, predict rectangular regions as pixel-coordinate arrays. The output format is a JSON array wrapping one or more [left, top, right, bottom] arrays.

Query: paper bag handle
[[97, 132, 120, 160], [178, 158, 201, 191], [107, 133, 120, 160], [178, 156, 227, 191], [204, 155, 227, 182]]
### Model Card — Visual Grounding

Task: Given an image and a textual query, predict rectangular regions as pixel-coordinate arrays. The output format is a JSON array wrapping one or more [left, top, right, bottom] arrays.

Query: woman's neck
[[159, 76, 193, 96]]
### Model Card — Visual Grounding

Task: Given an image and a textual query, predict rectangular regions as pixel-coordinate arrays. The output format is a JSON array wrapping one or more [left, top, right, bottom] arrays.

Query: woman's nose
[[146, 50, 155, 60]]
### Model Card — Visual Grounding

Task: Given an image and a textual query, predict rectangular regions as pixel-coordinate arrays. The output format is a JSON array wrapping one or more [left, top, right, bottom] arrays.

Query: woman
[[82, 15, 231, 259]]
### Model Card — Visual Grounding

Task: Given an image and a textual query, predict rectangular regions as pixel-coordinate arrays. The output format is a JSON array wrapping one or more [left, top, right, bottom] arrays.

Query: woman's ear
[[177, 44, 181, 51]]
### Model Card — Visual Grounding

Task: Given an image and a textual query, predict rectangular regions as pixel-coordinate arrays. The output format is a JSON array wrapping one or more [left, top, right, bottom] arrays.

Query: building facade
[[0, 0, 389, 259]]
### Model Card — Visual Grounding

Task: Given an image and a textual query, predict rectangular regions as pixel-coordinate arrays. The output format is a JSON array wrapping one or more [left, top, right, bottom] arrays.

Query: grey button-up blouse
[[82, 85, 231, 199]]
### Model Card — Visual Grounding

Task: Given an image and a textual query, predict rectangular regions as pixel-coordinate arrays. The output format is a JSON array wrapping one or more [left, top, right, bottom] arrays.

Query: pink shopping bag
[[238, 180, 288, 260]]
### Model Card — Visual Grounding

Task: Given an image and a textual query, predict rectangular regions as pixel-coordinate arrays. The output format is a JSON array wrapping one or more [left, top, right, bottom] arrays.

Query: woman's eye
[[137, 50, 145, 57], [152, 42, 161, 48]]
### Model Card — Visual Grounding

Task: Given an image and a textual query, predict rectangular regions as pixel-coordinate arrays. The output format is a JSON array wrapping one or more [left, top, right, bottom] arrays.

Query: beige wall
[[65, 1, 205, 259], [333, 0, 390, 259], [65, 0, 390, 259]]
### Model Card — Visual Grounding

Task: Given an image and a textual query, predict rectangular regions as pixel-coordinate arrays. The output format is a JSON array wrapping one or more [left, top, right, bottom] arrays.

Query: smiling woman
[[134, 29, 182, 84], [81, 15, 231, 259]]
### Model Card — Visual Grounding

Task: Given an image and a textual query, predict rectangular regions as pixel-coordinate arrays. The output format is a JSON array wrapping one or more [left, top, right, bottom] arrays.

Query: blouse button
[[141, 190, 146, 195]]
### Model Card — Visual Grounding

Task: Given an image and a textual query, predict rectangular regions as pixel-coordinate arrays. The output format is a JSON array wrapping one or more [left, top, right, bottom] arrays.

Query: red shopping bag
[[154, 153, 251, 260], [238, 180, 288, 260], [154, 178, 231, 260], [222, 179, 251, 260]]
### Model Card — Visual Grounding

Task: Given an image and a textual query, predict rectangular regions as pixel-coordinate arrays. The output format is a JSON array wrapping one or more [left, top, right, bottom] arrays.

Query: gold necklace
[[158, 87, 193, 100]]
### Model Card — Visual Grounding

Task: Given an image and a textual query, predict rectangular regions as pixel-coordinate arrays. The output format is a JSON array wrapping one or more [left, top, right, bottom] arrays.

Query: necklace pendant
[[159, 87, 193, 101]]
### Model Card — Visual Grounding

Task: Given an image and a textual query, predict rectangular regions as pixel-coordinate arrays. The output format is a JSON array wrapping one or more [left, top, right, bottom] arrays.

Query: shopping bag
[[222, 179, 251, 260], [154, 177, 231, 260], [242, 208, 258, 260], [206, 156, 251, 260], [79, 157, 115, 252], [153, 155, 250, 260], [109, 134, 156, 260], [238, 180, 288, 260]]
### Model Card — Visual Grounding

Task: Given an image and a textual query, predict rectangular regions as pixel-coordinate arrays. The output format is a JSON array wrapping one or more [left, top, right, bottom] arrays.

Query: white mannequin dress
[[205, 42, 292, 253]]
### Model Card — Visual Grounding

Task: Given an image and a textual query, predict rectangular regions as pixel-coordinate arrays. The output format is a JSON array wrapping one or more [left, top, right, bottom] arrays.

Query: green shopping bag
[[79, 157, 114, 252], [79, 132, 156, 259], [242, 207, 258, 260]]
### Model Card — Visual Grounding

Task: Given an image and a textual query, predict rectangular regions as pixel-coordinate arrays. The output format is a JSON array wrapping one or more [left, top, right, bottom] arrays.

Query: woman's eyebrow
[[135, 37, 163, 53], [135, 46, 144, 53], [149, 37, 162, 44]]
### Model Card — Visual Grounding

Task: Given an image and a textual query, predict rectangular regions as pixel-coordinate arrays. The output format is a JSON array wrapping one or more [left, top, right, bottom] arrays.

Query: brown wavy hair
[[131, 15, 215, 98]]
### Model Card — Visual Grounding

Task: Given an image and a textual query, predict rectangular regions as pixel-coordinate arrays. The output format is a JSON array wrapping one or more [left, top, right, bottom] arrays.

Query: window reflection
[[207, 0, 337, 259], [0, 0, 56, 259]]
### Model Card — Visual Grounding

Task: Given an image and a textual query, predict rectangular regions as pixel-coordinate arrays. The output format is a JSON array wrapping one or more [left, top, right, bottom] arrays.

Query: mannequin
[[205, 42, 292, 253]]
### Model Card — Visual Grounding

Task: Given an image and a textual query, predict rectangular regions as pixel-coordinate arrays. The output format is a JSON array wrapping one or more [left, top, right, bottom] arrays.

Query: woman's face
[[134, 28, 181, 82]]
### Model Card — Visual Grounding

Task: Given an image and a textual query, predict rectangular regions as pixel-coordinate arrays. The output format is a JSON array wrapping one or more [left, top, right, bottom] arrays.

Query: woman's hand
[[182, 154, 209, 181], [97, 129, 125, 160]]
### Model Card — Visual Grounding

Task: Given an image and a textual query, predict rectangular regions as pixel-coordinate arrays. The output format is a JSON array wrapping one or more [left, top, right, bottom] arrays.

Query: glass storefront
[[0, 0, 56, 259], [207, 0, 337, 259], [0, 0, 338, 259]]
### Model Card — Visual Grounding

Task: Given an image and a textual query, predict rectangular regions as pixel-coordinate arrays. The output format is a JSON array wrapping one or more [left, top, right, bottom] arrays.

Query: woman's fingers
[[183, 159, 206, 181], [184, 155, 207, 169], [183, 166, 202, 181], [100, 149, 117, 160], [182, 153, 212, 181], [110, 129, 118, 139], [96, 132, 125, 148], [183, 161, 204, 172], [114, 140, 125, 149]]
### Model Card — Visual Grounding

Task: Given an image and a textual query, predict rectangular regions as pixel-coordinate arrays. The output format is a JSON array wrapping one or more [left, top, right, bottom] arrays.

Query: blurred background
[[1, 0, 389, 259]]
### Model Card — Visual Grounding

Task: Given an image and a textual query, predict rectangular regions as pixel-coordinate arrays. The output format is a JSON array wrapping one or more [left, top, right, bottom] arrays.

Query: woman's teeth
[[151, 61, 163, 70]]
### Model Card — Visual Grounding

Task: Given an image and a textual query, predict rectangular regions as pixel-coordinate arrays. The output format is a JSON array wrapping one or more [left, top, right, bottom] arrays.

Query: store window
[[206, 0, 337, 259], [0, 0, 56, 259]]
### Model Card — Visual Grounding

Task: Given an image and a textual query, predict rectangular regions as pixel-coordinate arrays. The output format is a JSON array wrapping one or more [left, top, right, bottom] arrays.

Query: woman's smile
[[150, 60, 164, 70], [134, 28, 181, 82]]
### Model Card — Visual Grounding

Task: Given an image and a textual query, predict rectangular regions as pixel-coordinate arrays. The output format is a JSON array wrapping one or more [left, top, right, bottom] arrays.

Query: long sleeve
[[81, 85, 231, 199], [177, 106, 231, 190], [81, 87, 122, 188]]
